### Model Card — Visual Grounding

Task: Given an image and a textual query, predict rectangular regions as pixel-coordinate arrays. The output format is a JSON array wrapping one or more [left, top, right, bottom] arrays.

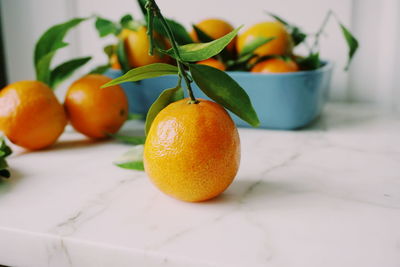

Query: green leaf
[[0, 169, 10, 179], [154, 18, 193, 45], [291, 27, 307, 46], [266, 12, 289, 26], [89, 64, 111, 75], [136, 0, 147, 17], [189, 64, 259, 127], [116, 40, 131, 74], [145, 86, 183, 135], [161, 26, 242, 62], [49, 56, 91, 89], [95, 17, 117, 37], [296, 53, 321, 70], [114, 145, 144, 171], [339, 23, 359, 70], [239, 36, 275, 56], [102, 63, 178, 87], [103, 44, 115, 58], [120, 14, 133, 26], [266, 12, 306, 47], [120, 14, 142, 31], [109, 133, 146, 145], [192, 25, 213, 43], [0, 138, 12, 158], [128, 113, 145, 120], [192, 25, 233, 62], [34, 18, 86, 85], [0, 138, 12, 179]]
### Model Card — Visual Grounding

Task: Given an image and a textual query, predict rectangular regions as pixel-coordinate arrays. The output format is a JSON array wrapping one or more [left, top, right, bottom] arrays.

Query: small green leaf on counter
[[49, 56, 92, 89], [114, 145, 144, 171], [110, 134, 146, 145], [161, 26, 242, 62], [102, 63, 178, 87], [145, 85, 184, 135], [128, 113, 145, 120], [0, 138, 12, 179], [189, 64, 259, 127]]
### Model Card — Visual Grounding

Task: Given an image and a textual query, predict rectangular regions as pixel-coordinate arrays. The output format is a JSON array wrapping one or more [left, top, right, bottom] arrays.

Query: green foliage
[[145, 85, 184, 135], [296, 53, 321, 70], [153, 18, 193, 45], [161, 26, 242, 62], [116, 40, 131, 74], [102, 63, 178, 87], [239, 36, 275, 57], [114, 145, 144, 171], [49, 57, 91, 88], [34, 17, 90, 89], [109, 134, 146, 145], [0, 138, 12, 179], [339, 23, 359, 71], [189, 64, 259, 127], [95, 17, 118, 37]]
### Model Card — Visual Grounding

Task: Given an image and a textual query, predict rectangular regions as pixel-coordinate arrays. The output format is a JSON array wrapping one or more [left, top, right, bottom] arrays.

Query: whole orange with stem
[[64, 74, 128, 139], [191, 18, 236, 52], [144, 98, 240, 202], [196, 58, 226, 71], [251, 58, 299, 73], [237, 21, 292, 57], [120, 27, 170, 67], [0, 81, 67, 150]]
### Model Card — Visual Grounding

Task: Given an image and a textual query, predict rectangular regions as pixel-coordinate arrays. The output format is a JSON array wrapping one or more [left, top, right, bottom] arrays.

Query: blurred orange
[[196, 58, 226, 71], [251, 58, 299, 73], [64, 74, 128, 139]]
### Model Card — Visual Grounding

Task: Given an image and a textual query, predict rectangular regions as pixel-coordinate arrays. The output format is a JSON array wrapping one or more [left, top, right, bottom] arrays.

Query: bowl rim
[[106, 60, 334, 78]]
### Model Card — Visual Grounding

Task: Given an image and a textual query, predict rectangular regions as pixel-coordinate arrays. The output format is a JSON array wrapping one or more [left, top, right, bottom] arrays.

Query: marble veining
[[0, 103, 400, 267]]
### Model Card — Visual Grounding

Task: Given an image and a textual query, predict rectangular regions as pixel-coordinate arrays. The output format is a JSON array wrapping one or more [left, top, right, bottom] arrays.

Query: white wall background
[[1, 0, 400, 111]]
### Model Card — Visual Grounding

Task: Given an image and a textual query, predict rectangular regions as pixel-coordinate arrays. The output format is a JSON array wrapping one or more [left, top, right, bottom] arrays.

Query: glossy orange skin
[[191, 18, 236, 52], [144, 98, 240, 202], [64, 74, 128, 139], [237, 22, 292, 57], [122, 27, 170, 68], [251, 58, 299, 73], [0, 81, 67, 150], [196, 58, 226, 71]]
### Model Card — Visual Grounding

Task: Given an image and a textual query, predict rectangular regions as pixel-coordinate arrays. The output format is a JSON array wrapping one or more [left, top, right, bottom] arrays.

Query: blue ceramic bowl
[[105, 61, 333, 129]]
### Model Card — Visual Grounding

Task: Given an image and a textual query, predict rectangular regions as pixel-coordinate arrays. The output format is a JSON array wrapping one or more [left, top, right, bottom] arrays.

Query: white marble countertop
[[0, 103, 399, 267]]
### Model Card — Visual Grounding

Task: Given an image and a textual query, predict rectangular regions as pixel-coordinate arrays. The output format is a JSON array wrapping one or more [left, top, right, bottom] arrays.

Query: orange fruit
[[64, 74, 128, 139], [191, 18, 236, 52], [237, 22, 292, 57], [196, 58, 226, 71], [121, 27, 170, 67], [251, 58, 299, 73], [110, 53, 121, 70], [0, 81, 67, 150], [144, 98, 240, 202]]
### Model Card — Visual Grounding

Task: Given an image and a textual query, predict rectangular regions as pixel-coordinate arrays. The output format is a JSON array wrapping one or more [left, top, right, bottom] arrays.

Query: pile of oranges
[[110, 18, 299, 74]]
